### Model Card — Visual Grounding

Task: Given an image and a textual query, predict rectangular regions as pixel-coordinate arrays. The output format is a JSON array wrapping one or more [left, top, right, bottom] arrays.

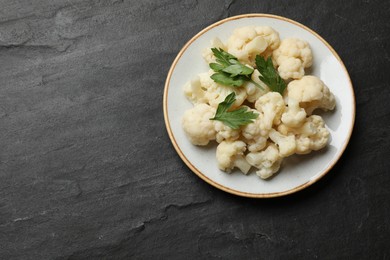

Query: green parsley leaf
[[210, 92, 258, 129], [255, 55, 287, 94], [209, 48, 260, 88], [214, 91, 236, 115], [222, 64, 253, 77], [210, 72, 246, 87], [211, 48, 237, 67], [209, 63, 225, 72]]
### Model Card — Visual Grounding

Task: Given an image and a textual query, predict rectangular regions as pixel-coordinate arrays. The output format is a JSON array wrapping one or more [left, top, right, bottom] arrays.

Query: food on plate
[[285, 75, 336, 115], [181, 26, 336, 179], [246, 143, 282, 179], [182, 103, 216, 146], [216, 140, 251, 174], [226, 26, 280, 66], [272, 38, 313, 80]]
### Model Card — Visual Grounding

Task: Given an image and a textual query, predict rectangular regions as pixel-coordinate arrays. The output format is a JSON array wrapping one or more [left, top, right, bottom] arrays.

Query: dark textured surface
[[0, 0, 389, 259]]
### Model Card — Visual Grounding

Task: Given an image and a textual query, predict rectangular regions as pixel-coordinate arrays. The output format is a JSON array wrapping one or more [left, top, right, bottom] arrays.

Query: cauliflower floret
[[226, 26, 269, 66], [243, 69, 270, 103], [255, 92, 285, 130], [202, 37, 226, 64], [215, 121, 240, 143], [242, 108, 268, 152], [286, 75, 336, 115], [254, 26, 281, 57], [198, 71, 214, 89], [277, 115, 330, 154], [216, 140, 251, 174], [272, 38, 313, 80], [201, 70, 247, 108], [183, 76, 208, 104], [268, 129, 296, 157], [297, 115, 330, 154], [182, 104, 216, 145], [277, 58, 304, 80], [278, 120, 316, 137], [246, 143, 282, 179], [281, 97, 307, 127]]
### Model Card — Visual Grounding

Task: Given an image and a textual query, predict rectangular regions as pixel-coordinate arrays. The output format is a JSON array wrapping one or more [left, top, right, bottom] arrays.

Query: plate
[[163, 14, 355, 198]]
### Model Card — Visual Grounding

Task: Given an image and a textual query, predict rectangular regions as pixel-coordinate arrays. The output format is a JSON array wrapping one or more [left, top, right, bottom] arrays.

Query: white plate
[[163, 14, 355, 198]]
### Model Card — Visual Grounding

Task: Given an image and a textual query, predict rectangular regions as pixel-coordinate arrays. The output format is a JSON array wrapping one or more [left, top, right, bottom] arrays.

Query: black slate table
[[1, 0, 389, 259]]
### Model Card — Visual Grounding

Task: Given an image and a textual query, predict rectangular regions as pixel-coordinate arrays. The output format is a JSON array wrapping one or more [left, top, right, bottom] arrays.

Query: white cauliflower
[[227, 26, 270, 66], [242, 108, 268, 152], [198, 70, 248, 109], [206, 86, 247, 109], [198, 70, 246, 108], [255, 92, 285, 130], [182, 103, 216, 145], [216, 140, 252, 174], [268, 129, 296, 157], [246, 143, 282, 179], [198, 71, 214, 89], [281, 97, 307, 127], [215, 121, 240, 143], [277, 115, 330, 154], [272, 38, 313, 80], [243, 69, 270, 103], [253, 26, 281, 57], [202, 37, 226, 64], [297, 115, 330, 154], [183, 76, 207, 104], [277, 120, 316, 137], [286, 75, 336, 115]]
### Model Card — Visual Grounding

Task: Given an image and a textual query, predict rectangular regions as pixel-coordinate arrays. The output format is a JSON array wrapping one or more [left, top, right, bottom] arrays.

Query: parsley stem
[[250, 79, 264, 90]]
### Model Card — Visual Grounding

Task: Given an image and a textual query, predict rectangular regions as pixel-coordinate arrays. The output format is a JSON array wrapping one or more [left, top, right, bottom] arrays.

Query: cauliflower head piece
[[202, 37, 226, 64], [216, 140, 252, 174], [286, 75, 336, 115], [253, 26, 281, 57], [243, 69, 270, 103], [269, 129, 296, 157], [183, 75, 208, 105], [215, 121, 241, 143], [198, 70, 247, 109], [182, 103, 216, 146], [272, 38, 313, 80], [242, 107, 268, 152], [227, 26, 280, 66], [246, 143, 282, 179], [255, 92, 285, 130], [296, 115, 330, 154], [281, 97, 307, 128], [278, 115, 330, 154]]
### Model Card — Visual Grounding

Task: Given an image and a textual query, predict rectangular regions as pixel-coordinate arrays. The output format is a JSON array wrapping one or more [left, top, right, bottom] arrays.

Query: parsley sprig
[[208, 50, 287, 129], [209, 48, 263, 89], [255, 55, 287, 94], [210, 92, 258, 129]]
